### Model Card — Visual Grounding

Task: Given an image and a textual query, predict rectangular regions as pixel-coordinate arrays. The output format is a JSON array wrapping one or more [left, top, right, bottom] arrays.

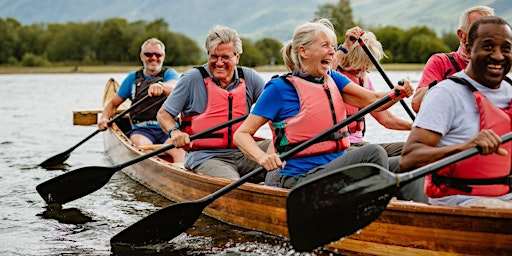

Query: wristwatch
[[167, 124, 180, 138]]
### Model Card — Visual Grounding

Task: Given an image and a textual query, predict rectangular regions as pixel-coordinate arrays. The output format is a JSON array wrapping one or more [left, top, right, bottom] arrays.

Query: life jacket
[[427, 53, 463, 89], [180, 66, 246, 150], [129, 67, 168, 125], [425, 76, 512, 198], [271, 74, 350, 158], [337, 66, 366, 135]]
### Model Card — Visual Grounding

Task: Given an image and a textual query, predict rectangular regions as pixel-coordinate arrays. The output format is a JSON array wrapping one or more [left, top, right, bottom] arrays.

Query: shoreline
[[0, 63, 425, 74]]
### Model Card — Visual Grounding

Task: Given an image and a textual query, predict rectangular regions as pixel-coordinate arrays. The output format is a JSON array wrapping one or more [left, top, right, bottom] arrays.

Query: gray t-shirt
[[161, 64, 266, 169], [415, 71, 512, 205]]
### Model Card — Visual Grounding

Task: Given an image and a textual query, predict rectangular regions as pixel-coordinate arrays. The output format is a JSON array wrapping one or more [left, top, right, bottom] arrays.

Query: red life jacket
[[425, 77, 512, 198], [271, 74, 350, 158], [180, 66, 246, 150], [337, 67, 366, 135]]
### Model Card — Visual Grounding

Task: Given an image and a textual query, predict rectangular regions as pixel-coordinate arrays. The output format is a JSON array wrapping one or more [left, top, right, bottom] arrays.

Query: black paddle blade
[[286, 163, 398, 252], [39, 152, 70, 169], [110, 200, 207, 246], [36, 166, 118, 205]]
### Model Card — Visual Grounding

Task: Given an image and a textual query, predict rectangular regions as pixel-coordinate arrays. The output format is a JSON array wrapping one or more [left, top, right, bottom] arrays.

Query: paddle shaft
[[64, 94, 151, 152], [398, 131, 512, 186], [201, 90, 400, 203], [113, 114, 249, 170], [39, 94, 150, 167], [355, 37, 416, 121]]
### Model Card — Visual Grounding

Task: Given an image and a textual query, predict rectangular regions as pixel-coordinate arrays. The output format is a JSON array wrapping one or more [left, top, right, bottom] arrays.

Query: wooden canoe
[[99, 78, 512, 255]]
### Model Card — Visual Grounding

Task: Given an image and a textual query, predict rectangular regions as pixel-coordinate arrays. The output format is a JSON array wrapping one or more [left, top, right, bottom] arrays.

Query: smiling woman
[[233, 18, 417, 199]]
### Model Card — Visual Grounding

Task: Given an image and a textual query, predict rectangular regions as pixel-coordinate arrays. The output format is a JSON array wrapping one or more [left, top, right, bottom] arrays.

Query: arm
[[341, 79, 413, 112], [411, 54, 450, 113], [234, 114, 284, 171], [411, 87, 428, 113], [98, 94, 124, 131], [148, 79, 177, 97], [330, 26, 363, 70], [156, 108, 189, 147], [370, 110, 412, 130], [148, 69, 179, 97], [400, 127, 507, 172]]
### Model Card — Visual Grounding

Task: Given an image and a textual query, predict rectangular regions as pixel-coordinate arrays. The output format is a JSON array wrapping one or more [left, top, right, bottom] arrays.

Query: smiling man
[[99, 37, 185, 162], [400, 16, 512, 208], [156, 25, 275, 183]]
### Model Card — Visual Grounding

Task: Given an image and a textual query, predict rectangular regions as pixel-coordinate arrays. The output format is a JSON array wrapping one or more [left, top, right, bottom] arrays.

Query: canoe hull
[[104, 124, 512, 255], [101, 78, 512, 255]]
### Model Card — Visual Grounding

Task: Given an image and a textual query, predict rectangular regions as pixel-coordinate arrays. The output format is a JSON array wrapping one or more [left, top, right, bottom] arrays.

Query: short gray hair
[[205, 25, 243, 55], [458, 6, 494, 33], [282, 18, 337, 72], [140, 38, 166, 53]]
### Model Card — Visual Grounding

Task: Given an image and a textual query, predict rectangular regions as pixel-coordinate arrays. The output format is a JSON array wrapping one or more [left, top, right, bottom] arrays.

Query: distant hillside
[[1, 0, 511, 45]]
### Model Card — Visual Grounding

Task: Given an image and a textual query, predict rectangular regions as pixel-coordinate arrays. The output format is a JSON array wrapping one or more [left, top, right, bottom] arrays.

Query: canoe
[[100, 78, 512, 255]]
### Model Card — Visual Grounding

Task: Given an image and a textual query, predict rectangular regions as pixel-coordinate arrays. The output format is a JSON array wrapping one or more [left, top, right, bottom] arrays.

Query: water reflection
[[38, 204, 93, 225]]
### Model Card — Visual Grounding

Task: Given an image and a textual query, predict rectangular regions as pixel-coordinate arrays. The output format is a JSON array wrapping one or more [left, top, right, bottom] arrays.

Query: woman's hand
[[342, 26, 364, 50], [394, 79, 414, 99]]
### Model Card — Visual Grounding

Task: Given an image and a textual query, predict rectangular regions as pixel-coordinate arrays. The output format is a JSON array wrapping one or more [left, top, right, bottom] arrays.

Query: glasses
[[209, 53, 236, 63], [143, 52, 163, 58]]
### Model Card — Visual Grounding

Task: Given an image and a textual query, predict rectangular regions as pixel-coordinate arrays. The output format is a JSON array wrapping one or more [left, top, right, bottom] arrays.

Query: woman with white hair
[[234, 19, 423, 202]]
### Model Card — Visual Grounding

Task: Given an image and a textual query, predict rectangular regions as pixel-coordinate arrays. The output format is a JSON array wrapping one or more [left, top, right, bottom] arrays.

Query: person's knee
[[363, 144, 388, 167], [396, 177, 428, 203], [130, 134, 153, 146], [264, 170, 281, 187], [388, 156, 400, 173], [196, 160, 239, 179]]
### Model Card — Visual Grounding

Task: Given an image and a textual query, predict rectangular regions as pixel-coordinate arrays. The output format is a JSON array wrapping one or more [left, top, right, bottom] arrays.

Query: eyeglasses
[[143, 52, 163, 58], [209, 53, 236, 63]]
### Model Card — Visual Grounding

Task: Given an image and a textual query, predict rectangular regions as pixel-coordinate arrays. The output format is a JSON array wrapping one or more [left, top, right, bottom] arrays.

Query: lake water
[[0, 70, 420, 255]]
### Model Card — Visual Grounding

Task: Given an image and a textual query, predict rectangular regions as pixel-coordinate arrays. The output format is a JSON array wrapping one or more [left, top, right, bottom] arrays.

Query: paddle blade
[[286, 163, 398, 252], [110, 200, 207, 246], [39, 152, 70, 169], [36, 166, 118, 205]]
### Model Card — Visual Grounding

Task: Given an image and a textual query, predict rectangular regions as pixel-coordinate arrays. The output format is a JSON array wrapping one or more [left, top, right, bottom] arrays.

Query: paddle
[[36, 114, 249, 205], [287, 131, 512, 252], [353, 36, 416, 121], [109, 90, 401, 246], [39, 94, 150, 169]]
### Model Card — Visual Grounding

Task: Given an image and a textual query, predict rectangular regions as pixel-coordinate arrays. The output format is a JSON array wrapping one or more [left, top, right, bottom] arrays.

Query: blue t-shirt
[[117, 68, 180, 100], [251, 70, 352, 176]]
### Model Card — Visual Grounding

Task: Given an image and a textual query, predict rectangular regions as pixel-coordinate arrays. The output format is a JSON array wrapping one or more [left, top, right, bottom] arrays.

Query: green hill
[[0, 0, 511, 45]]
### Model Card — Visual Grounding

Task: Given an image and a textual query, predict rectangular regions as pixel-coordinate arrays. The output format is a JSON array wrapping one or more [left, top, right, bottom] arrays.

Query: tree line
[[0, 0, 458, 67]]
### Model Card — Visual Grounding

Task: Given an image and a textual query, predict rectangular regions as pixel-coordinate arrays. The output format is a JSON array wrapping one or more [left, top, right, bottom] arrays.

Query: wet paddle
[[36, 114, 249, 205], [354, 36, 416, 121], [39, 95, 150, 169], [287, 131, 512, 252], [109, 90, 401, 246]]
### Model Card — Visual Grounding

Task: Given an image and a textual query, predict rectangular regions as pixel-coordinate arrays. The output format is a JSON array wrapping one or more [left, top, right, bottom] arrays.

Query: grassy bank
[[0, 63, 424, 74]]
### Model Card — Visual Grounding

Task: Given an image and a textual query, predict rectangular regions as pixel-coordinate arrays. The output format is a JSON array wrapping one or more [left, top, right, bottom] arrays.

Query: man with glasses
[[157, 25, 276, 184], [99, 37, 185, 162]]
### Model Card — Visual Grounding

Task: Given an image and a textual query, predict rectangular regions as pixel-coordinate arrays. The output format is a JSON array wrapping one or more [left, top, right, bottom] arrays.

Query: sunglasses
[[143, 52, 163, 58]]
